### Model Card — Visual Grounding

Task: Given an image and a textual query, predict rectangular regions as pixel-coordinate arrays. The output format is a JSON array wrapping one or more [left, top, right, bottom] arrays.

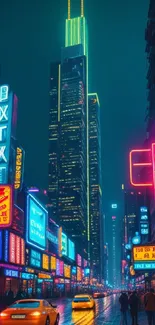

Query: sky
[[0, 1, 149, 221]]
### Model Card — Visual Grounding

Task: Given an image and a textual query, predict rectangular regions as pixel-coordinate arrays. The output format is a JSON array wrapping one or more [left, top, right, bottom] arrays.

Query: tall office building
[[89, 93, 102, 280], [48, 0, 103, 271], [112, 216, 117, 287], [58, 53, 87, 248], [145, 0, 155, 137], [48, 1, 88, 250], [124, 189, 145, 243], [48, 63, 60, 223]]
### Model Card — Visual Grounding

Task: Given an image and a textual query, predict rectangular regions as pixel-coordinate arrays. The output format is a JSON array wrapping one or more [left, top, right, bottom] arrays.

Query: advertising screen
[[0, 185, 12, 228], [42, 254, 49, 271], [133, 246, 155, 261], [12, 205, 24, 235], [76, 254, 82, 267], [62, 233, 67, 256], [30, 249, 41, 268], [27, 195, 47, 250], [59, 261, 64, 277], [68, 239, 75, 260], [72, 266, 76, 275], [84, 268, 90, 277], [51, 256, 56, 270], [64, 265, 71, 278], [47, 224, 59, 256], [0, 85, 16, 184], [77, 267, 82, 281], [83, 259, 88, 268], [9, 232, 25, 265]]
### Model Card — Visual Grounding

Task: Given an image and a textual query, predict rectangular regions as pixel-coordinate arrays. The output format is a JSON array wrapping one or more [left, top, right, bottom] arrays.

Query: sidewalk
[[100, 311, 148, 324]]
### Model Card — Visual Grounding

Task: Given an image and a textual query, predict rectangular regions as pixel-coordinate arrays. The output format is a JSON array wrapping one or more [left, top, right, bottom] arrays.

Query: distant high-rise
[[48, 62, 60, 223], [145, 0, 155, 137], [89, 93, 102, 280], [112, 216, 117, 287]]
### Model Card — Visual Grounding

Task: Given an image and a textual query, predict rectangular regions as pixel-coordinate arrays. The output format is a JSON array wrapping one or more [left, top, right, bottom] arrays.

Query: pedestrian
[[119, 292, 128, 325], [129, 291, 139, 325], [144, 288, 155, 325]]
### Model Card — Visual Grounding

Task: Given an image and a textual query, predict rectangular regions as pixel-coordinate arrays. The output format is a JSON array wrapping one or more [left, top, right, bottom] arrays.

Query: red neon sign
[[129, 146, 155, 187]]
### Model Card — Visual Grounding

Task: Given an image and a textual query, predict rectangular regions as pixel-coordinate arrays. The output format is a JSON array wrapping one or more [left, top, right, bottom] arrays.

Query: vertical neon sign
[[0, 85, 16, 184]]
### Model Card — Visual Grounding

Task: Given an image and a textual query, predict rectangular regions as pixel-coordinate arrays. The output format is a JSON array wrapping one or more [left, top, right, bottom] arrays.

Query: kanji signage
[[133, 246, 155, 261], [0, 185, 12, 227]]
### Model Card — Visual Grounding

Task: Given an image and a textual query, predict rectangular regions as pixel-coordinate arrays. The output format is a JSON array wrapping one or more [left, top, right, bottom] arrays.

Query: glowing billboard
[[0, 185, 12, 228], [51, 256, 56, 270], [12, 205, 24, 235], [76, 254, 82, 267], [9, 233, 25, 265], [129, 144, 155, 188], [62, 232, 67, 256], [0, 85, 17, 184], [133, 246, 155, 261], [68, 239, 75, 260], [30, 249, 41, 268], [64, 264, 71, 278], [27, 195, 47, 250], [14, 146, 25, 191], [42, 254, 49, 270]]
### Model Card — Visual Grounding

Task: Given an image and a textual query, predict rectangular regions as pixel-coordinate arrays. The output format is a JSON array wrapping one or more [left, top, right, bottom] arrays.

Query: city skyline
[[0, 0, 148, 208]]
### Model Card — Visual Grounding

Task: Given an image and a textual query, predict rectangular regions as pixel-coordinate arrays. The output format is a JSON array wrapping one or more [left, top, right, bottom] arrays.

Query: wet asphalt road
[[51, 294, 119, 325]]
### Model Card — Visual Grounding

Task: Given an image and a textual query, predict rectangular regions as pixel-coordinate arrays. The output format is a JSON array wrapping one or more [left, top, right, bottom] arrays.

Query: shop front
[[54, 278, 65, 297], [0, 265, 21, 297]]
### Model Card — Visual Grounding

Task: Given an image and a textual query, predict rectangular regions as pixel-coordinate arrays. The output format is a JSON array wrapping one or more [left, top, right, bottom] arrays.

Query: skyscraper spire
[[68, 0, 71, 19], [81, 0, 84, 17]]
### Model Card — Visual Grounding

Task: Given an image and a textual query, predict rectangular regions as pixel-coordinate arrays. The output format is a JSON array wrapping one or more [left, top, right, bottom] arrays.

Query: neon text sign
[[129, 144, 155, 187]]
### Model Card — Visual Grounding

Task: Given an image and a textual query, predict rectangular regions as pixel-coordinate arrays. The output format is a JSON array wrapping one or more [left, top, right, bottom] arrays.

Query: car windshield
[[9, 301, 40, 309], [74, 297, 90, 302]]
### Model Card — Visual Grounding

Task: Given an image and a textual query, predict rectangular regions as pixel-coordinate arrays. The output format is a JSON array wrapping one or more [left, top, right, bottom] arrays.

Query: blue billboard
[[68, 239, 75, 260], [27, 195, 47, 250], [62, 233, 67, 256], [0, 85, 17, 184]]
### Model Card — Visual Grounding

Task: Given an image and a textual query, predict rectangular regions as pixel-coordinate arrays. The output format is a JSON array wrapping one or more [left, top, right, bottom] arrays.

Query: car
[[93, 292, 105, 299], [72, 294, 95, 310], [0, 299, 60, 325]]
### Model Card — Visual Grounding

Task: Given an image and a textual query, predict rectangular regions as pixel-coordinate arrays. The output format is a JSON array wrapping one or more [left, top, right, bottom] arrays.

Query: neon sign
[[0, 85, 9, 102], [9, 233, 25, 265], [0, 185, 12, 228], [0, 231, 2, 260], [4, 268, 18, 278], [27, 195, 47, 250], [30, 249, 41, 268], [42, 254, 49, 270], [129, 145, 155, 187], [0, 85, 15, 184], [62, 233, 67, 256], [14, 147, 24, 191]]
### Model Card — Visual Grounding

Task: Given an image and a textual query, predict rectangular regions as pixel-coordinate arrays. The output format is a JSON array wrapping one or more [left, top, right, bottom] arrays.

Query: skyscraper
[[145, 0, 155, 137], [48, 1, 88, 251], [112, 216, 117, 287], [48, 1, 103, 274], [89, 93, 102, 280]]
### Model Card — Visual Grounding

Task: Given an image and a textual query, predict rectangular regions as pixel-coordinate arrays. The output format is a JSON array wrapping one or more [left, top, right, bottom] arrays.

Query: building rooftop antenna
[[81, 0, 84, 17], [68, 0, 71, 19]]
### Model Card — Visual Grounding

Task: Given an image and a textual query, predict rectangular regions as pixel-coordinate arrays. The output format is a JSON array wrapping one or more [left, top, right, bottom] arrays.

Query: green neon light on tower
[[65, 0, 88, 56]]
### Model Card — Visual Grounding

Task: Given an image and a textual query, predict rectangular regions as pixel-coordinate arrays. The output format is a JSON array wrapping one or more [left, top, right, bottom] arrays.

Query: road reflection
[[55, 295, 113, 325]]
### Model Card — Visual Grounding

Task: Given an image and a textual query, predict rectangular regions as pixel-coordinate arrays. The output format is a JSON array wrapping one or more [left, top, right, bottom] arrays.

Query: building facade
[[89, 93, 102, 280]]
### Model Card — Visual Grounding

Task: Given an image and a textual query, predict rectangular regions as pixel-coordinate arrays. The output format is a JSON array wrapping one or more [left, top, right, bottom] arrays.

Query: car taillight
[[0, 312, 8, 317], [30, 311, 41, 317]]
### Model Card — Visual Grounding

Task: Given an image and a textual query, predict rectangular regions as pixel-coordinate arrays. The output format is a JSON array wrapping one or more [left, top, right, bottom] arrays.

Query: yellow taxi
[[0, 299, 59, 325], [72, 294, 95, 310]]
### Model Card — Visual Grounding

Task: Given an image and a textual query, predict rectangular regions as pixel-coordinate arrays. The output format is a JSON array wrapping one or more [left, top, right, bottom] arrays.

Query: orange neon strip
[[129, 150, 153, 187]]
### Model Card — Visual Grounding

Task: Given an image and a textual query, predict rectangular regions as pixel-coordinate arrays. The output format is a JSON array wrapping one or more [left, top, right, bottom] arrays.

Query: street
[[51, 295, 148, 325]]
